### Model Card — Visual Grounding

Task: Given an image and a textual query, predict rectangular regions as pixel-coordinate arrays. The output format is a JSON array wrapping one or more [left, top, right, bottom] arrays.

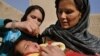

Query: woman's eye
[[31, 16, 36, 19], [58, 9, 73, 15], [65, 10, 73, 14], [38, 19, 42, 23]]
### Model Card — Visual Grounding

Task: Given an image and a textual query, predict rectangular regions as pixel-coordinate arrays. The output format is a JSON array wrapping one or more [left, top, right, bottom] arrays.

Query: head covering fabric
[[42, 0, 100, 55]]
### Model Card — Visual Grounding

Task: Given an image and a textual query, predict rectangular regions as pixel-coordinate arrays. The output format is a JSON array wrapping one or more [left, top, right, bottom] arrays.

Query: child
[[13, 35, 66, 56]]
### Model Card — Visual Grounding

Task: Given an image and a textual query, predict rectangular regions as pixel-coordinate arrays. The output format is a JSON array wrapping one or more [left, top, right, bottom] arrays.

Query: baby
[[14, 35, 66, 56]]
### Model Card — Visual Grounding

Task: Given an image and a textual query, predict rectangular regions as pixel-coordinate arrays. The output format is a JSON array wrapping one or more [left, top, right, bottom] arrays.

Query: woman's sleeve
[[0, 30, 21, 56], [0, 18, 12, 37], [0, 19, 5, 27], [0, 18, 12, 27], [0, 18, 5, 37]]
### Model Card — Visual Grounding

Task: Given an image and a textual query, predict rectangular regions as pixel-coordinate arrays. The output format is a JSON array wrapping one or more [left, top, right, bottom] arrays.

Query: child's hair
[[10, 32, 39, 56]]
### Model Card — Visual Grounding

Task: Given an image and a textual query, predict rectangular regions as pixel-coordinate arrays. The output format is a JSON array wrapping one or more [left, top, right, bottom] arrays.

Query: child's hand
[[40, 45, 65, 56], [40, 42, 66, 51]]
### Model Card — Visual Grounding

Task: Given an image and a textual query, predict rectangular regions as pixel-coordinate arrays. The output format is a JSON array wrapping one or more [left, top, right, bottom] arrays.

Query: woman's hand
[[5, 20, 40, 36], [40, 45, 65, 56], [18, 20, 40, 36]]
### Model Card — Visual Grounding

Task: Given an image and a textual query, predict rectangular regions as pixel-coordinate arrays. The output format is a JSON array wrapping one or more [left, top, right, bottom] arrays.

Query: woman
[[42, 0, 100, 56], [0, 5, 45, 42], [0, 5, 45, 56], [0, 5, 45, 36]]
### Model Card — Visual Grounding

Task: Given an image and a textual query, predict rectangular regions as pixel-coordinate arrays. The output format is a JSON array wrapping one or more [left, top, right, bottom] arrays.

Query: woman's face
[[15, 40, 40, 55], [57, 0, 81, 29], [27, 9, 43, 26]]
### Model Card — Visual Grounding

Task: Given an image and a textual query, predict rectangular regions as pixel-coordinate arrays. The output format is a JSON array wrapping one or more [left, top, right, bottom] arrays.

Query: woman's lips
[[62, 22, 68, 25]]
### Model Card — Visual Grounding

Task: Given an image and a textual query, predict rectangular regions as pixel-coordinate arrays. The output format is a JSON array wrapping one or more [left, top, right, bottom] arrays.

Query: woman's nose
[[33, 19, 39, 25], [61, 12, 67, 19]]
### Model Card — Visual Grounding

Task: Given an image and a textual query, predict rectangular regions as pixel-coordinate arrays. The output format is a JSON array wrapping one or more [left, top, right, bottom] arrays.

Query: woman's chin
[[62, 25, 70, 29]]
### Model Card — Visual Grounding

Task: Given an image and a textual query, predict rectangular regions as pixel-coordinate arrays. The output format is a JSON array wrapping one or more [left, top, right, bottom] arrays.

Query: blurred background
[[3, 0, 100, 13]]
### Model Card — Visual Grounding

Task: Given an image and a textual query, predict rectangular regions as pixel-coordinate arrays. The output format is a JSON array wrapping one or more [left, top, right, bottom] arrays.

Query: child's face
[[15, 40, 40, 55]]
